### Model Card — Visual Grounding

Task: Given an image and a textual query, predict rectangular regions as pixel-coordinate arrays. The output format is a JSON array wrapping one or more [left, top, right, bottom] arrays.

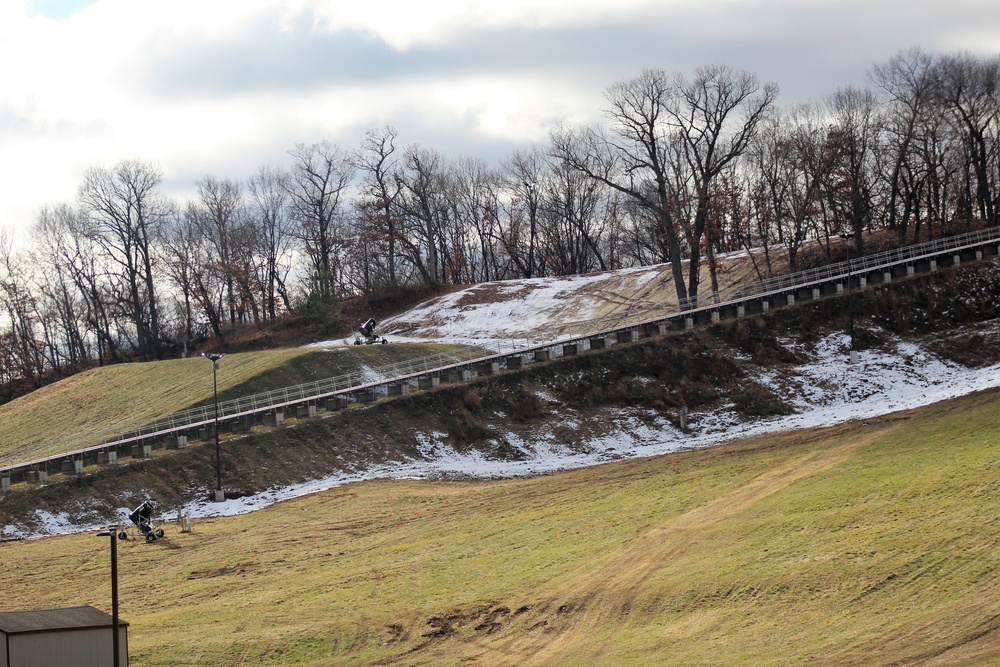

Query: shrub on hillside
[[504, 388, 549, 422], [714, 318, 805, 364], [449, 407, 491, 442], [730, 382, 795, 419], [302, 290, 342, 335]]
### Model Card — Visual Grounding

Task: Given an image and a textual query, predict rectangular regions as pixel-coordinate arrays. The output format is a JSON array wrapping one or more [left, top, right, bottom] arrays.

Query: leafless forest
[[1, 49, 998, 400]]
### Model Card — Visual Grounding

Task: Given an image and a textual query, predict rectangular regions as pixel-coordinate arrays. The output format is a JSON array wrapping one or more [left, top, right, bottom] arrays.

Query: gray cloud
[[134, 0, 1000, 199], [133, 17, 646, 100], [134, 19, 402, 95], [132, 0, 1000, 110]]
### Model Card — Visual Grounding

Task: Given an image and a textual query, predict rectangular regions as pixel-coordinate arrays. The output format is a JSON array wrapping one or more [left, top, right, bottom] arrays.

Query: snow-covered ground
[[352, 264, 677, 346], [7, 267, 1000, 539]]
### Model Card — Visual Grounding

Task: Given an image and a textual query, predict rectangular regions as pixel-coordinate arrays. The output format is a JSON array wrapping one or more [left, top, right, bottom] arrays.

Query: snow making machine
[[118, 500, 166, 542], [354, 317, 389, 345]]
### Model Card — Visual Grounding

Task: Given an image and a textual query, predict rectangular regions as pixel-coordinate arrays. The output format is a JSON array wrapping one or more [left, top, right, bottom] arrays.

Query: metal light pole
[[202, 352, 225, 501], [839, 232, 858, 364], [95, 528, 120, 667]]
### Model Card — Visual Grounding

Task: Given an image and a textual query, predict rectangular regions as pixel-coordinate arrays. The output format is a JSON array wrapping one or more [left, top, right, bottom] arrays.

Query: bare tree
[[31, 204, 93, 373], [448, 156, 512, 283], [552, 65, 777, 306], [392, 145, 449, 285], [540, 154, 614, 275], [247, 164, 294, 319], [933, 52, 1000, 227], [550, 70, 685, 290], [0, 233, 46, 388], [52, 209, 123, 365], [667, 65, 779, 304], [913, 104, 962, 240], [744, 105, 834, 272], [826, 86, 882, 255], [77, 160, 169, 361], [158, 208, 211, 351], [502, 148, 547, 278], [287, 141, 355, 299], [194, 175, 245, 323], [353, 127, 403, 291], [871, 48, 937, 244]]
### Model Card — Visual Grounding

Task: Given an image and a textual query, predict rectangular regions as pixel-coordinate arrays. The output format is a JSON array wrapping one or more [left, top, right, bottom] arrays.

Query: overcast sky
[[2, 0, 998, 242]]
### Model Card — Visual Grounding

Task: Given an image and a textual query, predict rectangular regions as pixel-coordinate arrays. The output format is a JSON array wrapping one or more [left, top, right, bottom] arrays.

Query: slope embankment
[[2, 259, 999, 538]]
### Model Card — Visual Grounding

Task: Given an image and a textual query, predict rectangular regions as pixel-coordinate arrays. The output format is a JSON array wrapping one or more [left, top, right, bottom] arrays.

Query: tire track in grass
[[477, 434, 874, 666]]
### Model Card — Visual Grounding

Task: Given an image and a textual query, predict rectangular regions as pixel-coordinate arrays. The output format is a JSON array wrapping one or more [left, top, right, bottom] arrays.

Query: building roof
[[0, 605, 128, 635]]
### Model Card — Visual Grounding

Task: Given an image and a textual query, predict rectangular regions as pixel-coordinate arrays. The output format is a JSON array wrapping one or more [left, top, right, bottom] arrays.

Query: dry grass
[[0, 343, 478, 467], [1, 388, 998, 666]]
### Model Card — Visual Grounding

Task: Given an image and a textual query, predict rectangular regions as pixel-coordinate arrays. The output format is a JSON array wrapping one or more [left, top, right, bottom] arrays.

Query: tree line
[[0, 48, 997, 400]]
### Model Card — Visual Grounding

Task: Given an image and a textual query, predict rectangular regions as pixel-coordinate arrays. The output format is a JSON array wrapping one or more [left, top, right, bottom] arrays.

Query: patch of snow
[[310, 264, 674, 349], [30, 509, 87, 536]]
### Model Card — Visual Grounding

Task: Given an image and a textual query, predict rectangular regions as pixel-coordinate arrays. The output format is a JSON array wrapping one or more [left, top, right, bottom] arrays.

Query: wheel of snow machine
[[353, 340, 361, 345], [381, 338, 388, 344], [156, 528, 165, 538], [118, 531, 128, 541], [146, 532, 157, 542]]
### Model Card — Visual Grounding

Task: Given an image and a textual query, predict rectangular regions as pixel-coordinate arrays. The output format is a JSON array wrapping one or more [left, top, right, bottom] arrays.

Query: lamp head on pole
[[97, 525, 119, 538], [201, 352, 224, 363]]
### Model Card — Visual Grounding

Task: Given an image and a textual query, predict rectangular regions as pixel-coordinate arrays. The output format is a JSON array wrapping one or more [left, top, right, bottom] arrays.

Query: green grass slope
[[0, 342, 477, 467], [1, 387, 997, 666]]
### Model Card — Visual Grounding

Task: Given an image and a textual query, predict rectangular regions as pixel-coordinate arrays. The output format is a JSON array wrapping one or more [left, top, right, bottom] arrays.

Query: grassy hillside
[[0, 342, 478, 467], [1, 387, 997, 666]]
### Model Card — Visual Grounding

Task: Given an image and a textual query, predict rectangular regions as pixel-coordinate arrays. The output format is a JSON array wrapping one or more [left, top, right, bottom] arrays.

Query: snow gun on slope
[[118, 500, 165, 542], [354, 318, 389, 345]]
